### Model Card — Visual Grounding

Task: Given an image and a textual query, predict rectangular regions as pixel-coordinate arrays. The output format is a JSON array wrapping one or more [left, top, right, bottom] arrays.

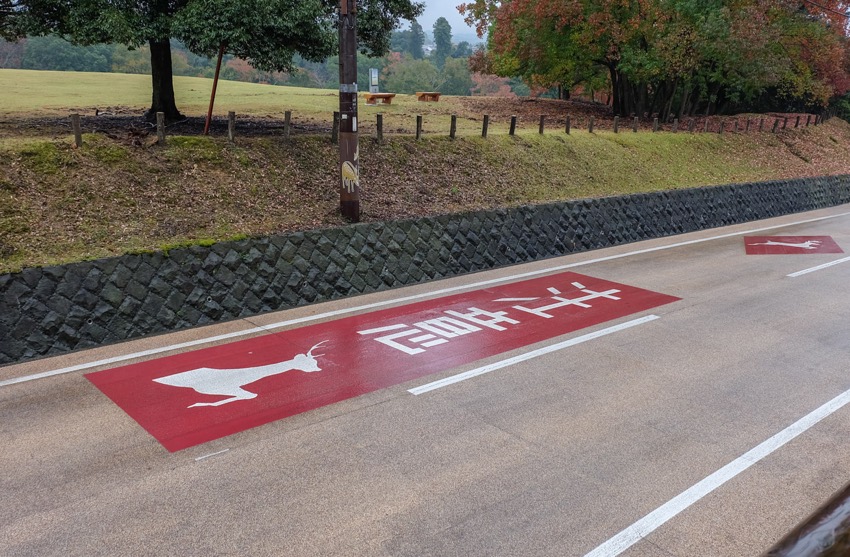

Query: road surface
[[2, 204, 850, 556]]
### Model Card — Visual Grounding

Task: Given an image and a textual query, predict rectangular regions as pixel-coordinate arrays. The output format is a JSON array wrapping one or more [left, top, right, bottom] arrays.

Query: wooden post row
[[156, 112, 166, 145], [331, 111, 340, 144], [70, 114, 83, 147]]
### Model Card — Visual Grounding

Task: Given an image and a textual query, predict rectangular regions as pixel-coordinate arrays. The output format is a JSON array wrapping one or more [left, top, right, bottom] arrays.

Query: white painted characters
[[153, 341, 328, 408], [749, 239, 823, 250]]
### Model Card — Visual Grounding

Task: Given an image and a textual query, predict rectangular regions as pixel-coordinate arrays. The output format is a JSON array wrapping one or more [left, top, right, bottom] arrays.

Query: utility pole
[[339, 0, 360, 222]]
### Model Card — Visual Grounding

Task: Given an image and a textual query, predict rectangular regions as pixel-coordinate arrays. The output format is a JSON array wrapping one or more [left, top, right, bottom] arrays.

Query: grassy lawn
[[1, 69, 849, 274]]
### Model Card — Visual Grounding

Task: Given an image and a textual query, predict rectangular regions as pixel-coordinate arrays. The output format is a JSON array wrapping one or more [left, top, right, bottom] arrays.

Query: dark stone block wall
[[2, 175, 849, 365]]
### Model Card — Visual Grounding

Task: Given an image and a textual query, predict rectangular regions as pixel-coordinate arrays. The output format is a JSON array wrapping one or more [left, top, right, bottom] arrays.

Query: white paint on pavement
[[787, 255, 850, 278], [4, 209, 849, 388], [408, 315, 660, 395], [194, 448, 230, 461], [583, 387, 850, 557]]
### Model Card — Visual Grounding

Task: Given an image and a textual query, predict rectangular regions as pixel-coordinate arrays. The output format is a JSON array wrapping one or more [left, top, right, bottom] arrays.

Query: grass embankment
[[1, 69, 849, 274]]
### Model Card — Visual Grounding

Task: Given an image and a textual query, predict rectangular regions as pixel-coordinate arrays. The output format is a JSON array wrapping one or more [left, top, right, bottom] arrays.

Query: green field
[[0, 69, 488, 136], [1, 69, 849, 274]]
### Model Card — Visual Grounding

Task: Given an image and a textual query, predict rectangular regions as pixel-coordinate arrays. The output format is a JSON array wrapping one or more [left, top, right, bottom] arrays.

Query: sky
[[409, 0, 482, 41]]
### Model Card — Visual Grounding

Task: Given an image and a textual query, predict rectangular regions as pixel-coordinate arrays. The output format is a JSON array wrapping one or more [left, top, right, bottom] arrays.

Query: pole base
[[341, 201, 360, 223]]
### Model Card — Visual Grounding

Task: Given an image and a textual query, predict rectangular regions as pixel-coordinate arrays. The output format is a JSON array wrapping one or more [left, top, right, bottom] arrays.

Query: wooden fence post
[[672, 118, 678, 133], [772, 119, 780, 133], [783, 117, 788, 129], [688, 118, 695, 133], [745, 118, 750, 133], [653, 118, 659, 132], [331, 111, 340, 144], [703, 119, 709, 133], [156, 112, 166, 145], [482, 115, 489, 138], [613, 116, 619, 133], [227, 111, 235, 143], [283, 110, 292, 140], [539, 115, 545, 135], [806, 115, 811, 127], [70, 114, 83, 147], [795, 116, 800, 128], [509, 115, 517, 136], [416, 115, 423, 140], [376, 113, 383, 143], [633, 117, 639, 132], [733, 120, 738, 133], [589, 117, 594, 133], [718, 119, 724, 134], [450, 115, 457, 139], [565, 117, 571, 135], [759, 118, 764, 132]]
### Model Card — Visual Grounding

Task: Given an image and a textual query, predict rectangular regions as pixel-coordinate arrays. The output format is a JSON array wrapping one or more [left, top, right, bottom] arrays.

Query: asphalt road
[[3, 204, 850, 557]]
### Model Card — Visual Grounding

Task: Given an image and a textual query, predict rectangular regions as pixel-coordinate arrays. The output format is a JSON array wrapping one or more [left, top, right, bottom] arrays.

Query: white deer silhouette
[[153, 341, 328, 408], [749, 239, 822, 250]]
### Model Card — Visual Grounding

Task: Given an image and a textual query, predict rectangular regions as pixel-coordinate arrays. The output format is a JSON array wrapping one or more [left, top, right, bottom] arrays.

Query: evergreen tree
[[409, 19, 425, 59], [432, 16, 452, 69]]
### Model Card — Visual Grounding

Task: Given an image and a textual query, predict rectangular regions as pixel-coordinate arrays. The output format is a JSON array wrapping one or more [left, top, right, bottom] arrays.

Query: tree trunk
[[677, 85, 691, 120], [145, 39, 184, 122], [608, 65, 623, 116]]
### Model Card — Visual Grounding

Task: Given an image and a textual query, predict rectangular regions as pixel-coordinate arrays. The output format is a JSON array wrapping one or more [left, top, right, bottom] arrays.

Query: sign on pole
[[339, 0, 360, 222]]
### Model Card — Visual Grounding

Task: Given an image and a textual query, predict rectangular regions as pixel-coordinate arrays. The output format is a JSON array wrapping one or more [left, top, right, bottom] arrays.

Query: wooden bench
[[364, 93, 396, 105], [416, 92, 442, 102]]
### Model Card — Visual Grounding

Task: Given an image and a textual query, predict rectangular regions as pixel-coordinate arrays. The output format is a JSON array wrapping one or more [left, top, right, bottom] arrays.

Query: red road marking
[[86, 272, 679, 452], [744, 236, 843, 255]]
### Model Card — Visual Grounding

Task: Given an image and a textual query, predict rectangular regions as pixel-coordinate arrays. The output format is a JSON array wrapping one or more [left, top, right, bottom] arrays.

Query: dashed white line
[[583, 387, 850, 557], [4, 209, 849, 388], [408, 315, 660, 395], [194, 448, 230, 461], [787, 255, 850, 278]]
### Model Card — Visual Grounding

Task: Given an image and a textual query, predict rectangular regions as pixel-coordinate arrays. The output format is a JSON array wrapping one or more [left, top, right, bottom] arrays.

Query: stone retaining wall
[[2, 175, 849, 365]]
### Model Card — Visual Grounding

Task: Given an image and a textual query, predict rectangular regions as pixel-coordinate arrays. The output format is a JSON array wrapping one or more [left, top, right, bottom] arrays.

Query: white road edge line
[[583, 387, 850, 557], [408, 315, 659, 395], [4, 209, 850, 388], [787, 255, 850, 278]]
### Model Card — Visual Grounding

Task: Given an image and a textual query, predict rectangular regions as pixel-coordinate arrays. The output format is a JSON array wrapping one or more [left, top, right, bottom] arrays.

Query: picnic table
[[416, 92, 442, 102], [364, 93, 396, 105]]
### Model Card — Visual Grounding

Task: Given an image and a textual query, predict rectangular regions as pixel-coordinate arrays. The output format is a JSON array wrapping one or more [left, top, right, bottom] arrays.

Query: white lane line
[[409, 315, 659, 395], [194, 448, 230, 462], [5, 209, 850, 388], [583, 387, 850, 557], [787, 255, 850, 278]]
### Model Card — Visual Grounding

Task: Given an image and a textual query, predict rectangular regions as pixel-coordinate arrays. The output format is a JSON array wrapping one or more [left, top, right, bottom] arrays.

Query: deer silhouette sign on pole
[[153, 341, 328, 408]]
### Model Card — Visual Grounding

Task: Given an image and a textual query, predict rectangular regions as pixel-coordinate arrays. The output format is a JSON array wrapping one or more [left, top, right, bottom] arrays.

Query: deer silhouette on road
[[153, 341, 328, 408], [749, 239, 822, 250]]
